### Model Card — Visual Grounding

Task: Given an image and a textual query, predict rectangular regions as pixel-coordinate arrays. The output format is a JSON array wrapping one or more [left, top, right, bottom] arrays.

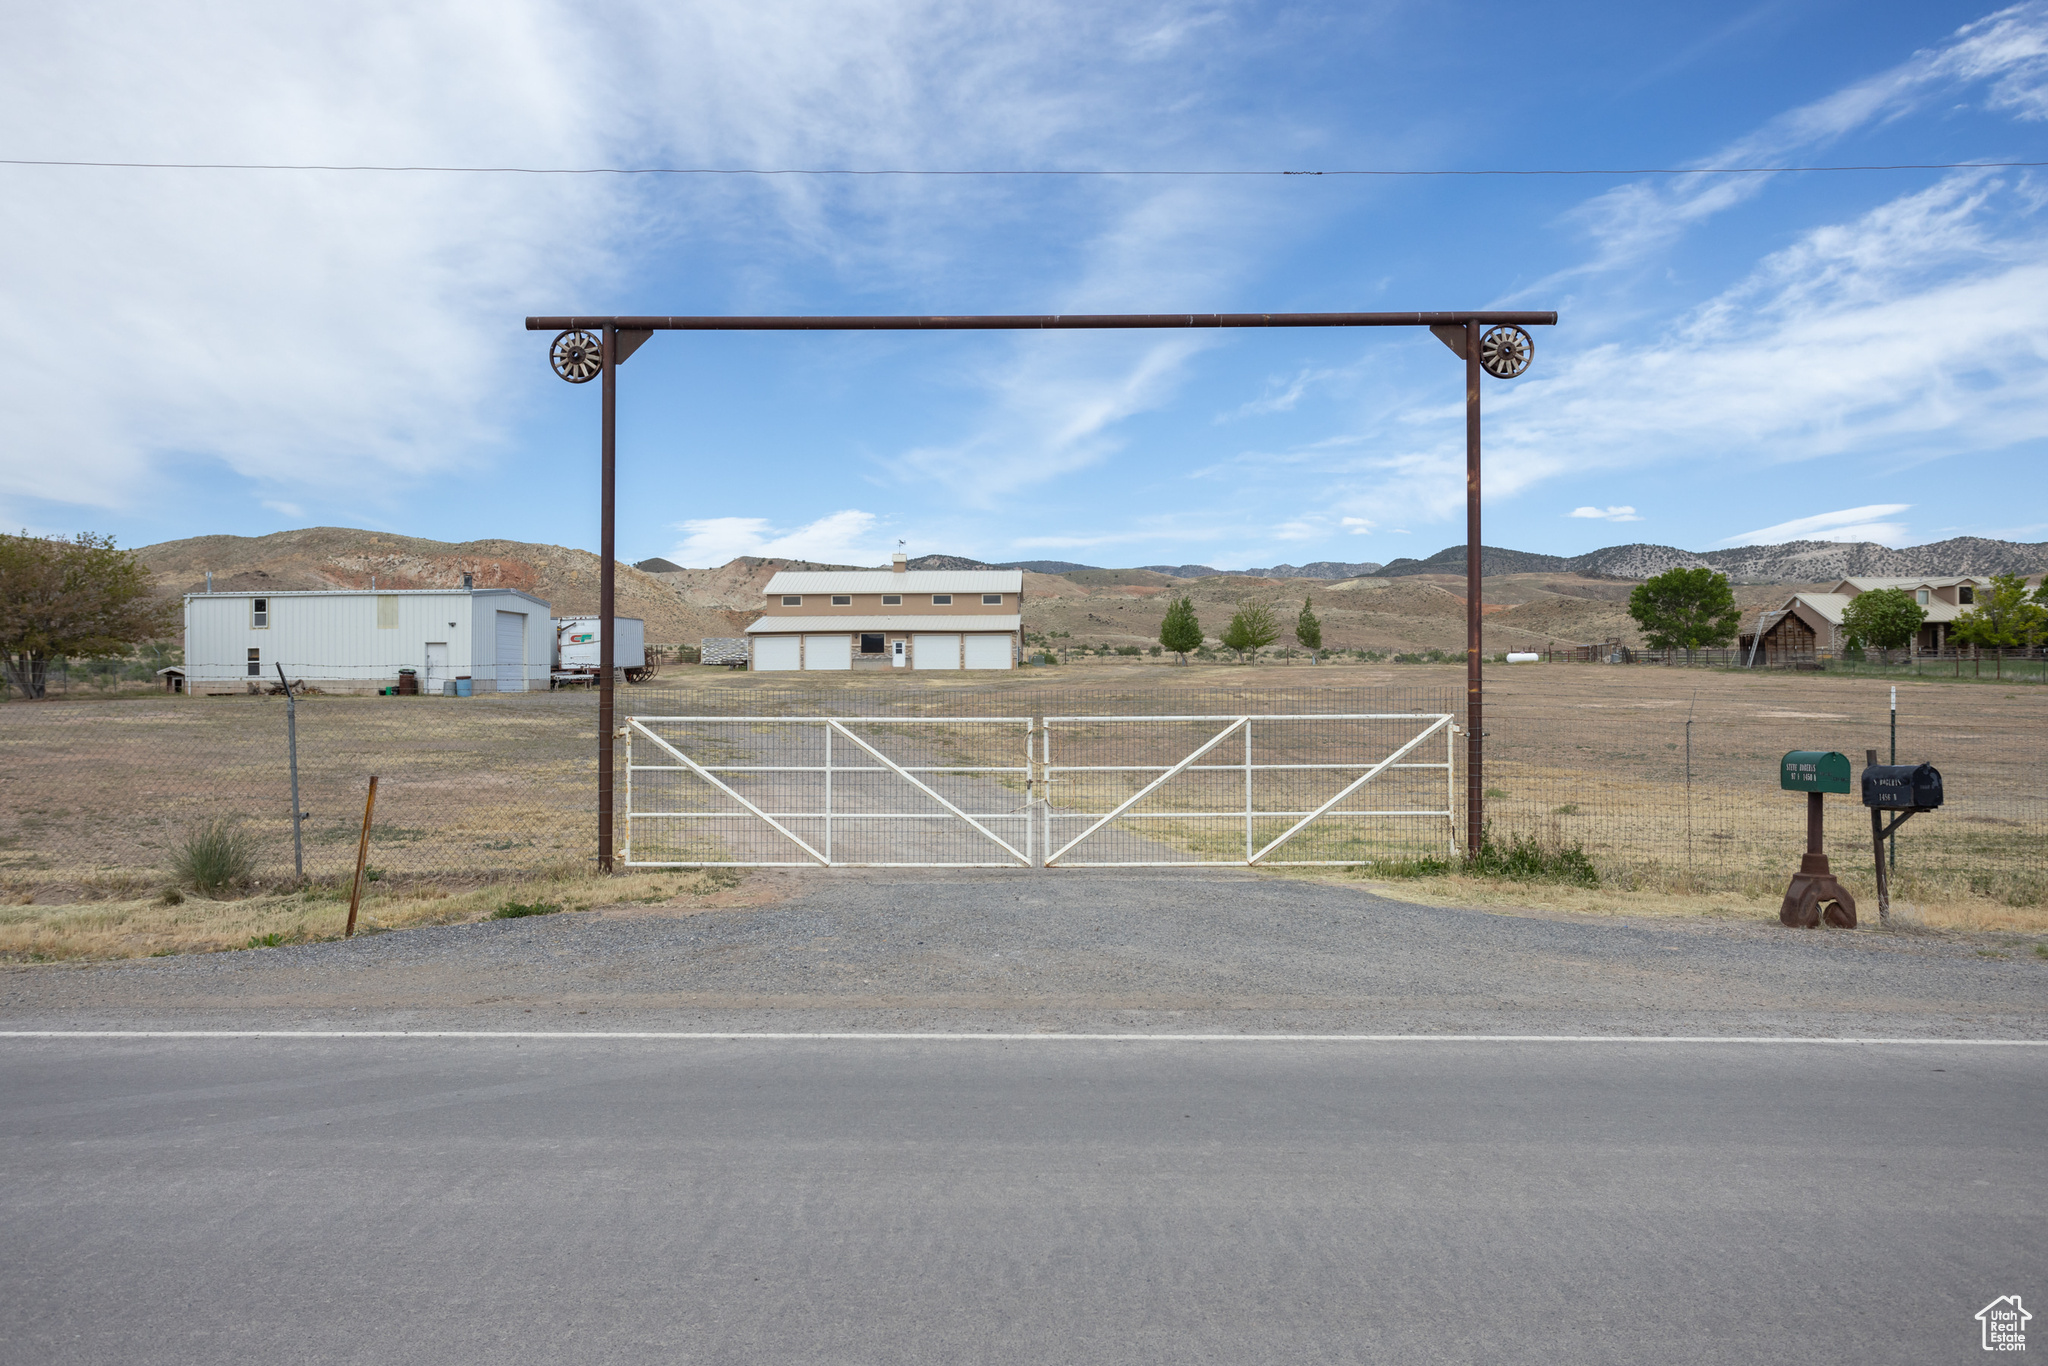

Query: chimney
[[892, 552, 908, 574], [462, 573, 473, 590], [204, 570, 213, 593]]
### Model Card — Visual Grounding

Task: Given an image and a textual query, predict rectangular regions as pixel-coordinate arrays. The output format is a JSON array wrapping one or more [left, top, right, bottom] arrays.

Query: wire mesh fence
[[1, 666, 2040, 907]]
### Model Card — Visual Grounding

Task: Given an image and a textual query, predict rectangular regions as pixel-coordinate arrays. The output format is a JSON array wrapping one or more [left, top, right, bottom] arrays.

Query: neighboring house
[[744, 553, 1024, 670], [1751, 576, 2008, 660], [182, 589, 553, 694]]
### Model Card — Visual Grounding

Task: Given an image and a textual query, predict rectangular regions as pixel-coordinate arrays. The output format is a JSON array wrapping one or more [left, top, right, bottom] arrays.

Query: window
[[932, 595, 952, 605], [1916, 589, 1929, 606], [1960, 586, 1975, 604], [860, 633, 885, 654], [251, 598, 269, 628], [881, 594, 901, 606], [831, 595, 851, 606], [376, 595, 399, 629], [246, 648, 261, 678], [982, 594, 1002, 605], [782, 595, 802, 606]]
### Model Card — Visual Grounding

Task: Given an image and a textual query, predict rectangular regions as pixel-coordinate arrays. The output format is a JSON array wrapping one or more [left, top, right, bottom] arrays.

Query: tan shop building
[[745, 554, 1023, 670]]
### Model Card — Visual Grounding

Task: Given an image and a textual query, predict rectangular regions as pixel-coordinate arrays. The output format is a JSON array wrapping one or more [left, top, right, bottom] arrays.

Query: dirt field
[[2, 659, 2042, 958]]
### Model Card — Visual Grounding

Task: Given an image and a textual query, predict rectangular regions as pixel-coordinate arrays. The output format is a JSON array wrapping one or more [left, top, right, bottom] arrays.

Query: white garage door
[[912, 634, 960, 670], [495, 611, 527, 692], [752, 636, 801, 672], [803, 635, 852, 671], [964, 634, 1013, 670]]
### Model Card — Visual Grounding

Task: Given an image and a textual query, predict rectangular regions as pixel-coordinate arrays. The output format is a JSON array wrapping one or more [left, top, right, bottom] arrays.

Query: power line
[[0, 157, 2041, 177]]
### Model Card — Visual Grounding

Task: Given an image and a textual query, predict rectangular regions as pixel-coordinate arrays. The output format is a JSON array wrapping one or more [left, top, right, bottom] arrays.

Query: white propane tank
[[1506, 652, 1541, 664]]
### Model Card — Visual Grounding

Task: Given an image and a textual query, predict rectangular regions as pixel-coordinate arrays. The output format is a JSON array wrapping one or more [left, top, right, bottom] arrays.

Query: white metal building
[[181, 589, 554, 694]]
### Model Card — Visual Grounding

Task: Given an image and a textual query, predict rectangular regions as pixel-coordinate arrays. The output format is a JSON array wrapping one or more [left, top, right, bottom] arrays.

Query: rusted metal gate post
[[1464, 317, 1484, 858], [530, 310, 1554, 874]]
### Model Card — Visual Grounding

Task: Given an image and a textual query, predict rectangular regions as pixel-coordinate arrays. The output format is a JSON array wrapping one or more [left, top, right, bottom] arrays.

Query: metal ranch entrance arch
[[523, 308, 1560, 870]]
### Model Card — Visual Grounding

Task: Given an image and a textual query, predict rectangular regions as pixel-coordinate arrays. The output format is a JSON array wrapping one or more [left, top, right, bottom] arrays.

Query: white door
[[424, 642, 449, 693], [495, 612, 527, 692], [802, 635, 852, 671], [753, 636, 800, 671], [912, 634, 960, 669], [964, 634, 1014, 670]]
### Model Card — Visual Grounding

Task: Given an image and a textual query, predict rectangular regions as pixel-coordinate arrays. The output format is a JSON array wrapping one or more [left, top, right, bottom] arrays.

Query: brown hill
[[134, 527, 751, 645]]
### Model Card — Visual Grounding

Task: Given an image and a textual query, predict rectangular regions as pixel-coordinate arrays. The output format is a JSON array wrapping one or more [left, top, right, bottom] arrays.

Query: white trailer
[[551, 616, 652, 684]]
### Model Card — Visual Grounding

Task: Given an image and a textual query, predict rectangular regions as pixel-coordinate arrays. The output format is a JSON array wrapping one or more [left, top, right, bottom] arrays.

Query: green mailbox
[[1780, 750, 1851, 794]]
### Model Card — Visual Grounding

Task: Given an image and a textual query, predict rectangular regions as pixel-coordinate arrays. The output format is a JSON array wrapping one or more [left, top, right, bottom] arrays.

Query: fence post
[[345, 776, 378, 938], [277, 664, 304, 882]]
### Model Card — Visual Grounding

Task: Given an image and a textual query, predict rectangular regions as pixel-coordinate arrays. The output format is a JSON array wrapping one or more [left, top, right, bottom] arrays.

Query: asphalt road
[[3, 1036, 2040, 1365]]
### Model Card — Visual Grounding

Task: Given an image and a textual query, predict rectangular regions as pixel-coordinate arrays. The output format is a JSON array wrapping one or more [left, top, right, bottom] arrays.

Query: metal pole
[[1888, 685, 1897, 874], [1866, 749, 1890, 926], [277, 664, 303, 882], [1465, 317, 1484, 860], [598, 322, 617, 873]]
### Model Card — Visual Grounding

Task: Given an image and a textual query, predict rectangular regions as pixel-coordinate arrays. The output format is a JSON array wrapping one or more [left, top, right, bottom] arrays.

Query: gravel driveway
[[4, 870, 2041, 1035]]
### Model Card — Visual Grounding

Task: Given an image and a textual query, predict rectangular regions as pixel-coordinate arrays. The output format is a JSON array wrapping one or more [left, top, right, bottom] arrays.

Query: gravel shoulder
[[3, 869, 2042, 1035]]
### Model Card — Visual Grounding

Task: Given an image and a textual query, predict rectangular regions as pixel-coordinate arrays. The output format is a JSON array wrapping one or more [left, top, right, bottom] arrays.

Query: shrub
[[172, 816, 257, 892], [493, 899, 563, 919], [1470, 830, 1599, 886]]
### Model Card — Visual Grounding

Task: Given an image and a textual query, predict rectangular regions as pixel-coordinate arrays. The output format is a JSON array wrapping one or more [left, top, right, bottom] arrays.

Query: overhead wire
[[0, 158, 2041, 177]]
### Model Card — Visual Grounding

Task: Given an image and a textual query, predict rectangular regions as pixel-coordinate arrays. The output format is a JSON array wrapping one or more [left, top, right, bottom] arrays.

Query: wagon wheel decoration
[[550, 330, 604, 383], [1478, 325, 1533, 379]]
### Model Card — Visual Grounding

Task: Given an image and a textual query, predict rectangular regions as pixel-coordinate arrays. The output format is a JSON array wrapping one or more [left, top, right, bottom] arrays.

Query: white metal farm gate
[[623, 711, 1456, 869]]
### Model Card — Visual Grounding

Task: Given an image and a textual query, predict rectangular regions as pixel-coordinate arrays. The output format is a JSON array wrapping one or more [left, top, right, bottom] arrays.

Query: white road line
[[0, 1032, 2044, 1044]]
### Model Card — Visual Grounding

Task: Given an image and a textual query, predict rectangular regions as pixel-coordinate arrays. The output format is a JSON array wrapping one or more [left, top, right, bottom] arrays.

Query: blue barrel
[[454, 678, 473, 697]]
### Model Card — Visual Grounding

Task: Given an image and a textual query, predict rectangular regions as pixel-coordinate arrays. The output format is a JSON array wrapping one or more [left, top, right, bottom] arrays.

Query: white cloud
[[672, 509, 887, 565], [1537, 2, 2048, 282], [260, 500, 305, 519], [1340, 516, 1374, 534], [1568, 506, 1642, 522], [1723, 504, 1913, 546]]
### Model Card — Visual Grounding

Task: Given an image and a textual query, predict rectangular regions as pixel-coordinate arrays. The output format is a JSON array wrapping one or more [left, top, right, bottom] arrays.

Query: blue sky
[[4, 1, 2046, 568]]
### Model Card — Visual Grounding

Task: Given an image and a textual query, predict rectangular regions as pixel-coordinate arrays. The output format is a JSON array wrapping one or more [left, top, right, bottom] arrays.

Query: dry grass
[[0, 867, 757, 964], [1279, 865, 2048, 937]]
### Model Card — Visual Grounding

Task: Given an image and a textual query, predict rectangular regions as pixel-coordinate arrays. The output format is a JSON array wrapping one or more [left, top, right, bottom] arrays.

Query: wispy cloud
[[673, 509, 888, 565], [1568, 506, 1642, 522], [1724, 503, 1913, 546]]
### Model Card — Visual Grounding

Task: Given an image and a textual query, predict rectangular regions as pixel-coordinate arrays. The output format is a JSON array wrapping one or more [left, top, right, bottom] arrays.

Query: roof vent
[[462, 573, 473, 590], [892, 552, 908, 574]]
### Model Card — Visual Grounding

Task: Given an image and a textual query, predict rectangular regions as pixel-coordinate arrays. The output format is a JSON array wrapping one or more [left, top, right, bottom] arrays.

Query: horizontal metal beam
[[527, 311, 1557, 332]]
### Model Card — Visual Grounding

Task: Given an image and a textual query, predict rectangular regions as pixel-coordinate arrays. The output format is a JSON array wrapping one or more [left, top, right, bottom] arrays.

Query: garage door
[[912, 634, 960, 669], [963, 634, 1013, 670], [803, 635, 852, 671], [495, 611, 527, 692], [752, 636, 800, 672]]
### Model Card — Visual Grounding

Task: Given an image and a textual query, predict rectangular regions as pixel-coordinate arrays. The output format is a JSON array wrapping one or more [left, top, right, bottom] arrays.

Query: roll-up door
[[912, 634, 960, 669], [752, 636, 800, 671], [963, 634, 1013, 670], [495, 611, 527, 692], [802, 635, 852, 670]]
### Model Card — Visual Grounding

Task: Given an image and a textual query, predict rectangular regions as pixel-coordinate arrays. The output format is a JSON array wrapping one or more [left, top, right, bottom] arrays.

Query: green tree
[[1625, 567, 1742, 664], [0, 532, 175, 700], [1951, 574, 2046, 653], [1295, 595, 1323, 663], [1158, 594, 1203, 664], [1220, 599, 1280, 663], [1839, 587, 1926, 665]]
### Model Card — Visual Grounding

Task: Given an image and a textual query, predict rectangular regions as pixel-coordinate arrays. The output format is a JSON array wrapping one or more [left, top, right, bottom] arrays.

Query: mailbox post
[[1779, 751, 1856, 928], [1861, 749, 1943, 927]]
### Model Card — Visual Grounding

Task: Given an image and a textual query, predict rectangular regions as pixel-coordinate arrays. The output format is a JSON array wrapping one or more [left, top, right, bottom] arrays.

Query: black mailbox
[[1862, 762, 1943, 811]]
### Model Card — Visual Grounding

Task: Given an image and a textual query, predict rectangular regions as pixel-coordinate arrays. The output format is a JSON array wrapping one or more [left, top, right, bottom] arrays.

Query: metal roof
[[745, 615, 1021, 634], [181, 588, 548, 604], [762, 570, 1023, 595]]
